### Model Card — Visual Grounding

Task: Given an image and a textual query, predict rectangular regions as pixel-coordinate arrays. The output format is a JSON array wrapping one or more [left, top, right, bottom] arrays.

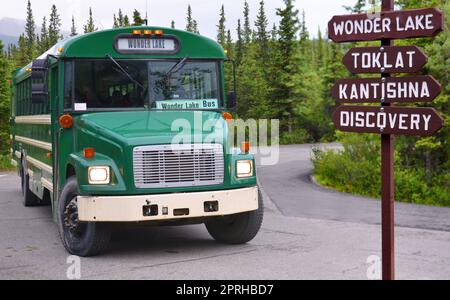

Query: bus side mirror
[[228, 91, 237, 109], [31, 58, 49, 104]]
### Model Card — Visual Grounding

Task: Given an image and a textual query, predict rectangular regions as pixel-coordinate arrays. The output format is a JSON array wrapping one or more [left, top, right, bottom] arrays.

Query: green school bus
[[10, 27, 263, 257]]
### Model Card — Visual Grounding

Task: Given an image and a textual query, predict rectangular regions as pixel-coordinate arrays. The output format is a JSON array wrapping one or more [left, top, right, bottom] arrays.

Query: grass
[[0, 155, 15, 172]]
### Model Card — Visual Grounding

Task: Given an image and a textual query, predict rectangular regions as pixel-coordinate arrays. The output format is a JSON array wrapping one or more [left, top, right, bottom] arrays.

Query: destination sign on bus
[[116, 38, 177, 53]]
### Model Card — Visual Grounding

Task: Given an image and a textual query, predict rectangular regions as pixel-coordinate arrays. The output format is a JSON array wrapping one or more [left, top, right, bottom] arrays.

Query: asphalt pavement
[[0, 145, 449, 280]]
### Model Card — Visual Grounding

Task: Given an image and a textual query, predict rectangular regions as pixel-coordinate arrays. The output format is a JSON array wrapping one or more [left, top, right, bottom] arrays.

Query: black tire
[[205, 188, 264, 245], [58, 177, 111, 257], [21, 163, 40, 207]]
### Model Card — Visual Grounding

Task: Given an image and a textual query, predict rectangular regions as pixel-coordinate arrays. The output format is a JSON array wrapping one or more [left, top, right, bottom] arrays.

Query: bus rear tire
[[57, 177, 111, 257], [21, 163, 40, 207], [205, 189, 264, 245]]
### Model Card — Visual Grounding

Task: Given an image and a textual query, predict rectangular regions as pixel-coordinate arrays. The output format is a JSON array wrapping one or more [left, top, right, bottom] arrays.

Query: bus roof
[[14, 26, 226, 81]]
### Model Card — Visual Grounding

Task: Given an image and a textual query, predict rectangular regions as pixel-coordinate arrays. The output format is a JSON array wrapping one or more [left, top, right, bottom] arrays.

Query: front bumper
[[77, 186, 258, 222]]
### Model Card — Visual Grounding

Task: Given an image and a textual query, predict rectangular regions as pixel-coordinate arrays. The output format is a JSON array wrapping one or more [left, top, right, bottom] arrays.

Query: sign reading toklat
[[328, 7, 443, 43], [332, 76, 442, 103], [343, 46, 428, 74], [332, 106, 444, 136]]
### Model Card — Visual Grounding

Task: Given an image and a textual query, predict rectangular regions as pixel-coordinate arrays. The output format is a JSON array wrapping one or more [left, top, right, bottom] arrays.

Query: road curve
[[257, 144, 450, 232]]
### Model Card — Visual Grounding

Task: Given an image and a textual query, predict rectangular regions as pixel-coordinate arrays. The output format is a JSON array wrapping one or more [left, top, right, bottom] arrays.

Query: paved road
[[257, 144, 450, 232], [0, 145, 449, 280]]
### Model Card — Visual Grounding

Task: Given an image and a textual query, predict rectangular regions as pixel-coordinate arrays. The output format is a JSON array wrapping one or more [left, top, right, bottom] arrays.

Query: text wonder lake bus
[[10, 27, 263, 256]]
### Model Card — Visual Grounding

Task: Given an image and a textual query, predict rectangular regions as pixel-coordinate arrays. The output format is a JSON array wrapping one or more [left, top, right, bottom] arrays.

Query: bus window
[[64, 62, 73, 110], [148, 61, 221, 110], [71, 60, 148, 111], [65, 59, 222, 111]]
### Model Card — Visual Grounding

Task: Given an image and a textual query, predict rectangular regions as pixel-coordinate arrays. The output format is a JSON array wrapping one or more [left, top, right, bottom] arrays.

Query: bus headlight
[[88, 166, 110, 185], [236, 160, 253, 178]]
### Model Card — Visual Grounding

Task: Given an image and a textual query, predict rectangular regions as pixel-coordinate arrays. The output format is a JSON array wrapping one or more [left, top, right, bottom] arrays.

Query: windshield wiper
[[106, 54, 145, 89], [164, 56, 189, 78]]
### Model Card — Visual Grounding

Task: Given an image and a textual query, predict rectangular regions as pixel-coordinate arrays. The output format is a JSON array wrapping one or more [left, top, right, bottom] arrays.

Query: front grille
[[133, 144, 225, 188]]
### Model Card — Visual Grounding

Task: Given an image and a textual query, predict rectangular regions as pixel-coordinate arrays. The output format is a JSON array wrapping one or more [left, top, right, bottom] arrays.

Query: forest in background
[[0, 0, 448, 205]]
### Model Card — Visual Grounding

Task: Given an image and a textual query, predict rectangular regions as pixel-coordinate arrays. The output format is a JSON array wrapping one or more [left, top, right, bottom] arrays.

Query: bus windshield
[[65, 59, 222, 111]]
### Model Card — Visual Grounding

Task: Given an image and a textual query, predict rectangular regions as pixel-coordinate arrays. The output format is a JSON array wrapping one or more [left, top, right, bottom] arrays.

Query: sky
[[0, 0, 358, 39]]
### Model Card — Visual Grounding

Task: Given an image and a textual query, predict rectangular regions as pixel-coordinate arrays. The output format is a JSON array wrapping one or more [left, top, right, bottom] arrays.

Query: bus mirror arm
[[225, 59, 237, 110]]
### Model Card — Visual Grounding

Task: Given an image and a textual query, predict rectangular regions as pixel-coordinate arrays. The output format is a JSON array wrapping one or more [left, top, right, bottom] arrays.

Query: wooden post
[[381, 0, 395, 281]]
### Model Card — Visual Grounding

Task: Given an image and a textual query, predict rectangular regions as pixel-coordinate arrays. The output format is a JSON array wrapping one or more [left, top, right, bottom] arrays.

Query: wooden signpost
[[328, 0, 444, 280]]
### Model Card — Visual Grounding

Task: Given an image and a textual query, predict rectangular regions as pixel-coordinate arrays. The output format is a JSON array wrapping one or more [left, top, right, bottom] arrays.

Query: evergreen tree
[[48, 5, 62, 45], [0, 41, 10, 155], [193, 20, 199, 34], [118, 9, 125, 27], [225, 30, 233, 57], [17, 35, 28, 67], [255, 0, 269, 69], [315, 27, 325, 69], [38, 17, 49, 54], [123, 15, 131, 27], [84, 7, 97, 33], [70, 16, 78, 36], [113, 14, 119, 28], [186, 5, 194, 32], [216, 5, 226, 47], [24, 0, 36, 61], [132, 9, 145, 26], [235, 19, 244, 65], [243, 1, 252, 46], [171, 20, 176, 29], [273, 0, 300, 134]]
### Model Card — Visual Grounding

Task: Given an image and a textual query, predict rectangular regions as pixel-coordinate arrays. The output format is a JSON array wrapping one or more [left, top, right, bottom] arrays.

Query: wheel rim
[[63, 197, 87, 241]]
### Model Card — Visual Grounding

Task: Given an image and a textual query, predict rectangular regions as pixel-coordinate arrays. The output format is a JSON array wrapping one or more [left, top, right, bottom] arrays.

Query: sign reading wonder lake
[[328, 8, 443, 42]]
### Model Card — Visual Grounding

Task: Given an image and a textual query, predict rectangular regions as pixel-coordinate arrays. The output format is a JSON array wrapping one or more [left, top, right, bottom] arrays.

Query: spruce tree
[[255, 0, 269, 68], [216, 5, 226, 47], [17, 35, 28, 67], [24, 0, 36, 61], [70, 16, 78, 36], [118, 9, 125, 27], [48, 5, 62, 45], [84, 8, 97, 33], [274, 0, 299, 134], [123, 15, 131, 27], [0, 41, 10, 155], [193, 20, 199, 34], [243, 1, 252, 45], [38, 17, 49, 54], [316, 27, 325, 69], [171, 20, 176, 29], [113, 14, 119, 28], [132, 9, 145, 26], [235, 19, 243, 66], [186, 5, 194, 32]]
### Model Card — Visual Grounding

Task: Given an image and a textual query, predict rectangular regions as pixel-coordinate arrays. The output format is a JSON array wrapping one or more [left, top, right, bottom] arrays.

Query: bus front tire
[[205, 189, 264, 245], [57, 177, 111, 257], [21, 164, 40, 207]]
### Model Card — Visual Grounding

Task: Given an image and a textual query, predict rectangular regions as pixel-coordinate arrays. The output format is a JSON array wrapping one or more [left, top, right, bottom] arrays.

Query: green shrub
[[312, 134, 450, 207], [0, 155, 14, 171]]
